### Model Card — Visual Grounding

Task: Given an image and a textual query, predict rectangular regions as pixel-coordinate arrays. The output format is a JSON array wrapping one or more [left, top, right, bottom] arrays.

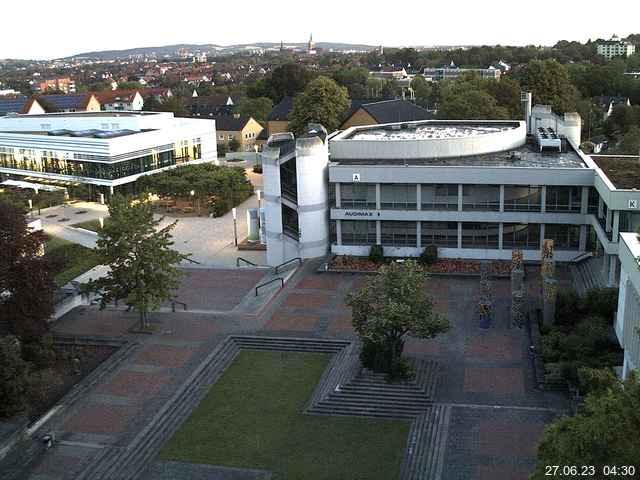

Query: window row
[[337, 221, 581, 250], [336, 183, 589, 213]]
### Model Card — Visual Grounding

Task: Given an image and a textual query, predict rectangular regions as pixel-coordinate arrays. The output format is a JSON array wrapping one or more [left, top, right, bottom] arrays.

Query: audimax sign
[[344, 211, 380, 217]]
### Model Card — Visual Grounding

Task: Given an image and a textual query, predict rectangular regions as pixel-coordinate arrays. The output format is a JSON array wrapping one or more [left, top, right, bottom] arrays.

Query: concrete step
[[309, 404, 419, 420]]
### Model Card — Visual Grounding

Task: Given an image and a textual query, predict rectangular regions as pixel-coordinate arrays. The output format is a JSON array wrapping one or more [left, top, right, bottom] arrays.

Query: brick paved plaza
[[14, 261, 571, 480]]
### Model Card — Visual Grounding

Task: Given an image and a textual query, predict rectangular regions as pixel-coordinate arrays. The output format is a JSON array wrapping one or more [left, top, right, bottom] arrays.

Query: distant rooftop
[[331, 143, 587, 169], [345, 121, 519, 141], [592, 155, 640, 190]]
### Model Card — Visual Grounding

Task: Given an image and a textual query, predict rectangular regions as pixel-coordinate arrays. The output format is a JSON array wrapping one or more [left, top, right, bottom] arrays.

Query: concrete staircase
[[308, 359, 440, 420], [570, 257, 607, 296], [400, 405, 452, 480]]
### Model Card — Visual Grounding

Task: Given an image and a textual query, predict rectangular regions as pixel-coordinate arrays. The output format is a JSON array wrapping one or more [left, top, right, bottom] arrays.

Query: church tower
[[307, 33, 317, 55]]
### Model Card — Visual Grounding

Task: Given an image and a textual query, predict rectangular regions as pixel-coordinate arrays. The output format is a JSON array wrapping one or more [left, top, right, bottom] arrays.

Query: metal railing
[[255, 277, 284, 296], [237, 257, 259, 267], [274, 257, 302, 274], [171, 299, 187, 312]]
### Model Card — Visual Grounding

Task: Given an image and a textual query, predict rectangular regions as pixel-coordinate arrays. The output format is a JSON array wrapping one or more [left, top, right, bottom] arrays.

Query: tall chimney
[[521, 91, 532, 134]]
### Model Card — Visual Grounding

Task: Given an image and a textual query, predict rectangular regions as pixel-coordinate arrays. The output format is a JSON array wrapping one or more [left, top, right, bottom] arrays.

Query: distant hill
[[64, 42, 378, 60]]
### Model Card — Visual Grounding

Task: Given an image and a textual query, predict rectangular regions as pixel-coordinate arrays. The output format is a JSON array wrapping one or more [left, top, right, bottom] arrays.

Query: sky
[[3, 0, 639, 60]]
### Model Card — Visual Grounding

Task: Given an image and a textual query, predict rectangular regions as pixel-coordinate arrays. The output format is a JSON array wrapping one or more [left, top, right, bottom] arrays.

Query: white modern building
[[597, 35, 636, 59], [0, 111, 217, 196], [423, 65, 501, 81]]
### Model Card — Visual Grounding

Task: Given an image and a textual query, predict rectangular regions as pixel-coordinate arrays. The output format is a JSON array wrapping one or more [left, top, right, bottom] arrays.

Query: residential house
[[95, 90, 144, 111], [185, 95, 235, 117], [595, 96, 631, 119], [213, 114, 264, 152], [340, 99, 435, 130], [0, 96, 46, 116], [266, 96, 295, 136], [34, 77, 76, 94], [37, 94, 101, 113], [597, 35, 636, 59]]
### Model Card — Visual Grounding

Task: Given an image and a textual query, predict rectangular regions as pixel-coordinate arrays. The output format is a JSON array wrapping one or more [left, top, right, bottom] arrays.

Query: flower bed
[[328, 255, 511, 276]]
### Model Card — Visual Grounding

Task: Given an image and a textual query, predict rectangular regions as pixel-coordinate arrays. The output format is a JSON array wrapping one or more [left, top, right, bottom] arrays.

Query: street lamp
[[232, 207, 238, 246], [256, 190, 262, 228], [28, 199, 33, 216], [190, 190, 196, 214]]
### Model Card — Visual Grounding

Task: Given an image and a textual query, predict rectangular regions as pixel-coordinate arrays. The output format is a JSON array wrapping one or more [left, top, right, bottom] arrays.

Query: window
[[502, 223, 541, 250], [462, 185, 499, 211], [380, 184, 416, 210], [461, 223, 500, 248], [340, 183, 376, 209], [588, 187, 599, 215], [341, 220, 377, 245], [421, 184, 458, 210], [282, 204, 299, 240], [544, 224, 580, 250], [504, 186, 542, 212], [545, 186, 582, 213], [421, 222, 458, 247], [381, 221, 417, 247]]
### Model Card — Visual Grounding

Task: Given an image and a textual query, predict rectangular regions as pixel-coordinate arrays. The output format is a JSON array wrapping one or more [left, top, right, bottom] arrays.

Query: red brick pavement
[[53, 309, 138, 337], [464, 335, 522, 363], [159, 317, 222, 342], [64, 403, 141, 435], [477, 420, 545, 457], [463, 367, 525, 395], [33, 454, 83, 476], [327, 314, 354, 335], [96, 370, 171, 398], [282, 292, 332, 309], [134, 344, 195, 368], [405, 337, 442, 356], [264, 313, 321, 332], [296, 275, 344, 291]]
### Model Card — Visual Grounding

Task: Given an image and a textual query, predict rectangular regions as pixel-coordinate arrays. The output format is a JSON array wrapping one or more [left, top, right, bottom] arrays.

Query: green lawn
[[70, 218, 110, 232], [160, 350, 410, 480], [44, 236, 101, 286]]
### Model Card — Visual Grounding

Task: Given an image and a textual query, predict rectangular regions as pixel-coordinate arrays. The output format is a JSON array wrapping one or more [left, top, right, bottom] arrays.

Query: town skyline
[[3, 0, 639, 59]]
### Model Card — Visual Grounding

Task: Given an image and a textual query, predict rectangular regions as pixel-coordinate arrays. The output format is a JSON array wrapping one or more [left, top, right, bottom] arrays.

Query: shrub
[[360, 338, 413, 381], [368, 244, 384, 263], [21, 336, 59, 370], [419, 245, 438, 266], [555, 290, 583, 326], [0, 336, 32, 418], [583, 287, 619, 322]]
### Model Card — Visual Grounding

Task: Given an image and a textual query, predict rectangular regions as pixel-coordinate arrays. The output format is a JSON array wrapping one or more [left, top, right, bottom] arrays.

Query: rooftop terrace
[[345, 121, 519, 141], [331, 143, 587, 169], [592, 155, 640, 190]]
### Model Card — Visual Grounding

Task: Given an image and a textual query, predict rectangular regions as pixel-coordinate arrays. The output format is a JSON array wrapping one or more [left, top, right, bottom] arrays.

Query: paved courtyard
[[12, 260, 572, 480]]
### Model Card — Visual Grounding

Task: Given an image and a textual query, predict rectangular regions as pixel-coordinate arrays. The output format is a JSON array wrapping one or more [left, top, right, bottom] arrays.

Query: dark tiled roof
[[257, 128, 269, 140], [184, 95, 233, 107], [360, 99, 435, 124], [37, 94, 95, 112], [94, 90, 140, 104], [213, 114, 251, 131], [267, 96, 294, 121], [594, 96, 630, 108], [592, 155, 640, 190], [0, 96, 31, 115]]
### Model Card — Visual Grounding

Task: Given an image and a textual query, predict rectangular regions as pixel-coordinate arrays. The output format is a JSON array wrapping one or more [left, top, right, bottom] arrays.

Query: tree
[[248, 64, 313, 103], [288, 76, 350, 135], [236, 97, 273, 124], [85, 196, 188, 329], [438, 88, 510, 120], [333, 67, 369, 98], [411, 75, 438, 109], [515, 59, 579, 113], [346, 260, 449, 378], [0, 200, 54, 340], [228, 137, 241, 152], [0, 336, 32, 417], [531, 369, 640, 479], [615, 125, 640, 154]]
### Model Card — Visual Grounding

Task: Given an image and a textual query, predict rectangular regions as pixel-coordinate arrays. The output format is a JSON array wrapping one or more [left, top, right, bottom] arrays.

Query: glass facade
[[381, 221, 416, 246], [342, 220, 377, 245], [421, 184, 458, 210], [381, 184, 416, 210], [504, 185, 542, 212], [341, 183, 376, 209], [0, 140, 202, 181], [544, 224, 580, 250], [462, 185, 500, 211], [502, 223, 541, 250], [461, 223, 500, 248], [421, 222, 458, 247], [545, 186, 581, 213]]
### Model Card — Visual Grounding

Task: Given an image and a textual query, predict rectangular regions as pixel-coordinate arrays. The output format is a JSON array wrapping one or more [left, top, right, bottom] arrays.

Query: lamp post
[[190, 189, 196, 214], [28, 199, 33, 216], [232, 207, 238, 246], [256, 189, 262, 228]]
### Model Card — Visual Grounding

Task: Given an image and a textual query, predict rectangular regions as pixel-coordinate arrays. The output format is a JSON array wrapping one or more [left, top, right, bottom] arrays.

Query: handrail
[[171, 299, 187, 312], [255, 277, 284, 296], [237, 257, 259, 267], [184, 257, 202, 265], [274, 257, 302, 274]]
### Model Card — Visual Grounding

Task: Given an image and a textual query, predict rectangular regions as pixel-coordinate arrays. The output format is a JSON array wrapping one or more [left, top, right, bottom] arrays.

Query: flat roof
[[592, 155, 640, 190], [14, 111, 162, 119], [331, 143, 587, 169], [345, 121, 519, 141], [0, 128, 151, 139]]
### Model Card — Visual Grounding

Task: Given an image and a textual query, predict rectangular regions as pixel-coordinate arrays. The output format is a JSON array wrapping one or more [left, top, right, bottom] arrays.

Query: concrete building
[[34, 77, 76, 94], [0, 111, 216, 196], [597, 35, 636, 59]]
